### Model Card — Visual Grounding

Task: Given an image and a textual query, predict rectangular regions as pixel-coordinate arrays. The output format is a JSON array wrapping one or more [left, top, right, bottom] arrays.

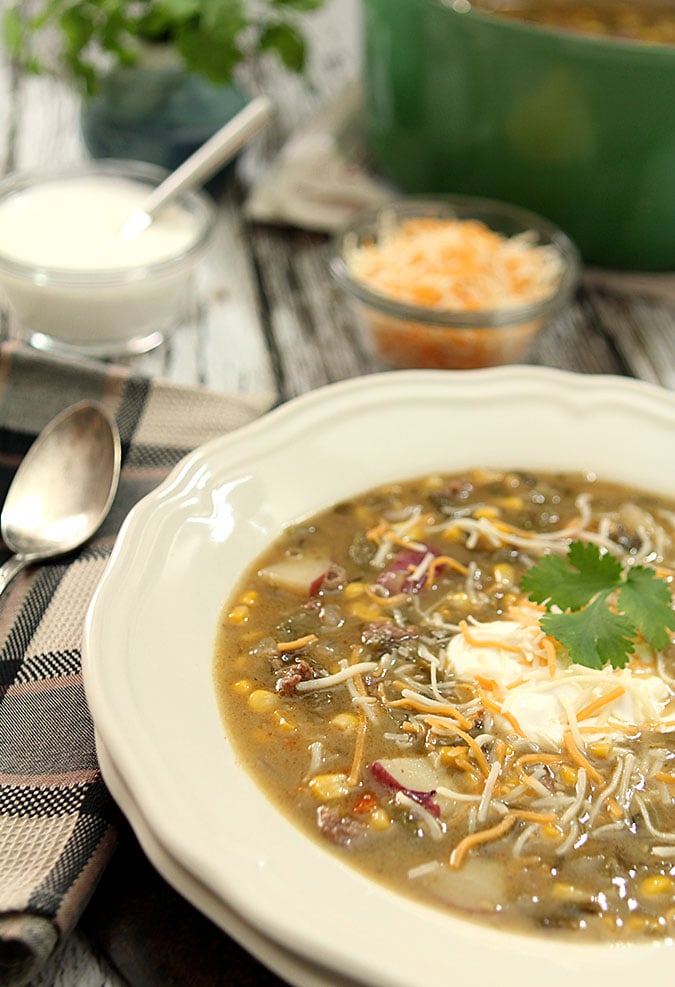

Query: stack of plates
[[83, 368, 675, 987]]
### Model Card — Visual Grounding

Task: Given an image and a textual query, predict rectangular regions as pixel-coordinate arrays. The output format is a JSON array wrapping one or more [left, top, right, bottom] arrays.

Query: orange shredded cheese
[[576, 685, 626, 722], [459, 619, 524, 655], [563, 729, 604, 784], [542, 637, 558, 679], [480, 695, 525, 737], [347, 217, 562, 313], [275, 633, 318, 652], [365, 521, 388, 543], [425, 554, 470, 585], [449, 814, 518, 868], [421, 717, 491, 777], [389, 694, 474, 731]]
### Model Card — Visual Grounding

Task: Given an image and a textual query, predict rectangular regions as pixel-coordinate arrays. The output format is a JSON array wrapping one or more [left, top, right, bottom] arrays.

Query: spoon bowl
[[0, 401, 121, 596]]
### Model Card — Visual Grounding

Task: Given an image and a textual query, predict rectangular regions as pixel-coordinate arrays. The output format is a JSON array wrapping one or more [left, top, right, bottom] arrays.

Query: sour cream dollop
[[444, 618, 672, 749]]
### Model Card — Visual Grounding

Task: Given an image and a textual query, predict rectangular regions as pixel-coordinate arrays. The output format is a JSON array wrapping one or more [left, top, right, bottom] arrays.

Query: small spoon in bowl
[[0, 401, 121, 598], [121, 94, 273, 240]]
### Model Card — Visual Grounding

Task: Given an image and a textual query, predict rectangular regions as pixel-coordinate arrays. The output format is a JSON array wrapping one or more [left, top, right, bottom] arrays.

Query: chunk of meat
[[361, 620, 419, 646], [275, 659, 314, 696], [316, 806, 368, 846]]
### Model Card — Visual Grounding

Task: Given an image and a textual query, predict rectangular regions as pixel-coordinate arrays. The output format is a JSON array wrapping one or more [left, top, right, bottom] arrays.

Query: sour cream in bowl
[[0, 160, 215, 357]]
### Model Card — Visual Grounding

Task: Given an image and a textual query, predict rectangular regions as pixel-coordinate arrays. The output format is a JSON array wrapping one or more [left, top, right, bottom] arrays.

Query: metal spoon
[[0, 401, 121, 598], [121, 94, 273, 240]]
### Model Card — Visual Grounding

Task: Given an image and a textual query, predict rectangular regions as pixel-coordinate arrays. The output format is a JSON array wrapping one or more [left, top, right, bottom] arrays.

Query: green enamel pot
[[362, 0, 675, 270]]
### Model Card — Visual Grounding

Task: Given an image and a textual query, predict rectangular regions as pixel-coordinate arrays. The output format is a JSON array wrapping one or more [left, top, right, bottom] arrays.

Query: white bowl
[[83, 367, 675, 987], [0, 160, 215, 357]]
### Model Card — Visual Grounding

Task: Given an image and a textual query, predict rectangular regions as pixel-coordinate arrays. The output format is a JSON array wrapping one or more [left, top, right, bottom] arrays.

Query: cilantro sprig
[[521, 541, 675, 670], [4, 0, 325, 96]]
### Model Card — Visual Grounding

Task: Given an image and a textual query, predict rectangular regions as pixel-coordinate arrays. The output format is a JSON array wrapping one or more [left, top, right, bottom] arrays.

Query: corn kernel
[[350, 601, 383, 621], [240, 590, 259, 606], [247, 689, 278, 713], [470, 468, 503, 485], [344, 581, 366, 598], [241, 631, 263, 643], [641, 875, 673, 897], [497, 496, 524, 511], [408, 514, 434, 538], [542, 823, 564, 840], [439, 746, 470, 766], [442, 526, 463, 543], [307, 772, 350, 800], [493, 563, 515, 586], [552, 882, 583, 901], [330, 712, 360, 733], [441, 592, 472, 616], [232, 678, 254, 695], [369, 808, 392, 831], [228, 604, 250, 624], [626, 914, 661, 933], [602, 798, 622, 822], [474, 505, 500, 521], [408, 524, 428, 541], [422, 474, 445, 490], [272, 709, 297, 733], [588, 740, 611, 759], [559, 764, 578, 786]]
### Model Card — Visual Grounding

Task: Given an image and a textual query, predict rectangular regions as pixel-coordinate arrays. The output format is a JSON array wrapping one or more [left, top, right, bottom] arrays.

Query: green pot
[[362, 0, 675, 270]]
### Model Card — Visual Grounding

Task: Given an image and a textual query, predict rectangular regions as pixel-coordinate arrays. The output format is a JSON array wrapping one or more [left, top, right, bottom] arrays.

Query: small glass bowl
[[330, 195, 580, 370], [0, 159, 216, 358]]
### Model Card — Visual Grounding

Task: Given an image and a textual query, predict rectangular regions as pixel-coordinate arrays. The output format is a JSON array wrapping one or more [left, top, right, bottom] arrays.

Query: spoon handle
[[0, 554, 30, 599], [140, 95, 273, 219]]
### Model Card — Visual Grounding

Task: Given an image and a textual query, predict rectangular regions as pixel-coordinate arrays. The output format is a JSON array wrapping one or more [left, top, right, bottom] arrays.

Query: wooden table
[[1, 3, 674, 984]]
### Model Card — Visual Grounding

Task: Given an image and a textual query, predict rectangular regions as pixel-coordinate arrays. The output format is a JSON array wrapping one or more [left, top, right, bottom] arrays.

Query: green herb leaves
[[4, 0, 324, 96], [521, 541, 675, 670]]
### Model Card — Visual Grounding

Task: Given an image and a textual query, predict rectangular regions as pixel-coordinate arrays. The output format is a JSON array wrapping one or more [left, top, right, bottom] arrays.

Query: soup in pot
[[476, 0, 675, 45]]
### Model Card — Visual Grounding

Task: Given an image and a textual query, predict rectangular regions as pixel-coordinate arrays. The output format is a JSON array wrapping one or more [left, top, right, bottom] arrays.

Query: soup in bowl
[[216, 465, 675, 940]]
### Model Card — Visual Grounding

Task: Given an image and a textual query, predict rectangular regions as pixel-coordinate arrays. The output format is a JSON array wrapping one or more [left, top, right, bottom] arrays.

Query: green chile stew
[[215, 468, 675, 940]]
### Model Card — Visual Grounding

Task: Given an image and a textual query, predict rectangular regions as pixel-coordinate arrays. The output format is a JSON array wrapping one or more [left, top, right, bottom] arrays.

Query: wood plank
[[12, 75, 84, 169]]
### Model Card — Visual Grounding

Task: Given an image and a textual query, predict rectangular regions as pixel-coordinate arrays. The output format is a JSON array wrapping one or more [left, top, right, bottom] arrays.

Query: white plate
[[84, 367, 675, 987], [96, 738, 359, 987]]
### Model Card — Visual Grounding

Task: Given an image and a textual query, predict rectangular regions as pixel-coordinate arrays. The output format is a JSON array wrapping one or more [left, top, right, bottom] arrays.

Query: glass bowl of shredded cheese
[[331, 195, 580, 370]]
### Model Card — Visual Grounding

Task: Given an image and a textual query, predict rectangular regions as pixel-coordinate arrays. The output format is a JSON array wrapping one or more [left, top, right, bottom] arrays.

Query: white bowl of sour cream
[[0, 160, 215, 357]]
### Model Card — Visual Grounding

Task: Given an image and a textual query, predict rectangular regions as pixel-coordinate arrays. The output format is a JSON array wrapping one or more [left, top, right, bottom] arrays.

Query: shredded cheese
[[347, 217, 562, 313]]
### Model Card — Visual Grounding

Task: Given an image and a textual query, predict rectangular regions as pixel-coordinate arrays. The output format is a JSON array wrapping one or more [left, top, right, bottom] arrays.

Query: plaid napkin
[[0, 341, 271, 986]]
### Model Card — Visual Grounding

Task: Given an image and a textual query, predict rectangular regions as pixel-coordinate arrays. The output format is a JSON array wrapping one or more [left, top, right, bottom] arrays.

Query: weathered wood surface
[[2, 0, 674, 402], [1, 1, 674, 983]]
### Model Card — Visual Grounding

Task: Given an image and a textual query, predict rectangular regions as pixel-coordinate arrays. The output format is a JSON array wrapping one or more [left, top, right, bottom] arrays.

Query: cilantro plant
[[521, 540, 675, 670], [3, 0, 325, 96]]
